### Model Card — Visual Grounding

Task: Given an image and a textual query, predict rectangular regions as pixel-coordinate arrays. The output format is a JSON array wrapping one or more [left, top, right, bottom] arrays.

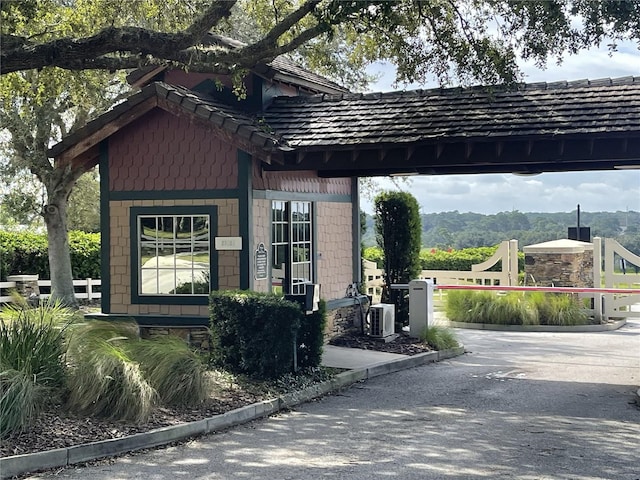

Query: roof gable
[[50, 82, 283, 169]]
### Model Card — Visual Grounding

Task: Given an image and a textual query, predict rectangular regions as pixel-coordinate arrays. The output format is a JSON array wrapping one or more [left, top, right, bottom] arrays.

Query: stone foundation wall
[[324, 304, 365, 341], [139, 326, 211, 351], [524, 251, 593, 287]]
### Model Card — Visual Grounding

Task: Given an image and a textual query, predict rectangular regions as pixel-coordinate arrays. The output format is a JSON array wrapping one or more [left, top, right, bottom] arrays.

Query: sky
[[361, 42, 640, 215]]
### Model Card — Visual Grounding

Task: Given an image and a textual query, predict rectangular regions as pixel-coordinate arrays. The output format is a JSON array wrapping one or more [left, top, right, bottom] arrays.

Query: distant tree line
[[363, 210, 640, 254]]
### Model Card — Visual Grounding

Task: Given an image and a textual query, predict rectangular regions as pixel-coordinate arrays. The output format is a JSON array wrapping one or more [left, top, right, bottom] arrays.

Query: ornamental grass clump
[[0, 298, 75, 437], [445, 289, 494, 323], [135, 335, 208, 406], [65, 320, 156, 423], [528, 292, 589, 326], [420, 324, 459, 351], [488, 292, 538, 325], [445, 290, 590, 326]]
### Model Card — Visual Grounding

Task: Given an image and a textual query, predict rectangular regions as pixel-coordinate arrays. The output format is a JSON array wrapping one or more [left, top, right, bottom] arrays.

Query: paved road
[[29, 321, 639, 480]]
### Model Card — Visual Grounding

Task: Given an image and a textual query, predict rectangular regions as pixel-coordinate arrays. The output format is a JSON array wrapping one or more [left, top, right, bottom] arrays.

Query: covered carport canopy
[[262, 77, 640, 177]]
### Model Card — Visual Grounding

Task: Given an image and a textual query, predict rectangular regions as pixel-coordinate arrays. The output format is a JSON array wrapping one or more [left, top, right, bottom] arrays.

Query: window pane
[[137, 214, 210, 296]]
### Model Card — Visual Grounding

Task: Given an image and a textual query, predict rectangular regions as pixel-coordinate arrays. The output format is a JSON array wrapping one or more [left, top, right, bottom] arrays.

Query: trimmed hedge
[[0, 231, 100, 281], [209, 291, 327, 378], [210, 291, 299, 378], [364, 245, 525, 272]]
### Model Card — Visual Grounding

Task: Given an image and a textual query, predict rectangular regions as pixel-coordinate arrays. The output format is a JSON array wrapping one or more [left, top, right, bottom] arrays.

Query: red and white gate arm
[[435, 285, 639, 294]]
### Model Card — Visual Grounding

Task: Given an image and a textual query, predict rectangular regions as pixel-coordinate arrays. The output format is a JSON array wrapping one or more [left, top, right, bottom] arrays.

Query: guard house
[[50, 36, 362, 339], [49, 34, 640, 338]]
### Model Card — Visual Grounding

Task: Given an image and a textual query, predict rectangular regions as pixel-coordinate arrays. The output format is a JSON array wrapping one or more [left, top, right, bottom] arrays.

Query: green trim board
[[129, 205, 219, 306], [253, 190, 351, 203], [110, 189, 240, 201], [99, 141, 111, 313], [237, 150, 252, 290]]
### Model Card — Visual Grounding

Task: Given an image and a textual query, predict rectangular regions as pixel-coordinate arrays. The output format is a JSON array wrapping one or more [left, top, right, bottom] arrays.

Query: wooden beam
[[496, 141, 503, 159], [436, 144, 444, 159], [526, 140, 533, 157], [56, 97, 157, 165]]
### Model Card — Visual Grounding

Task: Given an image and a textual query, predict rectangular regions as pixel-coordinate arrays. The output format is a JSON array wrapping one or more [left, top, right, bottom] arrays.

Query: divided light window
[[271, 201, 313, 295], [138, 215, 210, 295]]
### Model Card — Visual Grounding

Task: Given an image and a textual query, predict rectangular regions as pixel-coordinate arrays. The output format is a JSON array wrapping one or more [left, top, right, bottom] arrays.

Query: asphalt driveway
[[27, 320, 640, 480]]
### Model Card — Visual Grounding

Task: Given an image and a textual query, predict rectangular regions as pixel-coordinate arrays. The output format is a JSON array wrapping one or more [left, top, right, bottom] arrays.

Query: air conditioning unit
[[368, 304, 395, 338]]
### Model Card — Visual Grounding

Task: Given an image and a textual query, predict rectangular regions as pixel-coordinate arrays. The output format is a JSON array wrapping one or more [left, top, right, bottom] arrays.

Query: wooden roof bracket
[[465, 142, 474, 159], [436, 144, 445, 160], [526, 140, 534, 157], [496, 141, 503, 159]]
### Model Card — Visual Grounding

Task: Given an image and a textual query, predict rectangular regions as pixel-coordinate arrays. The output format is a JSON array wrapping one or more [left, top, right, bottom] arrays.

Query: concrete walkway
[[321, 345, 406, 369]]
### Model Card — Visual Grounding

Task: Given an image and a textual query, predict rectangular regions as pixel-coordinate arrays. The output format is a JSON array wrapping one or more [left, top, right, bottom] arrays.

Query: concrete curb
[[447, 319, 627, 332], [0, 346, 464, 479]]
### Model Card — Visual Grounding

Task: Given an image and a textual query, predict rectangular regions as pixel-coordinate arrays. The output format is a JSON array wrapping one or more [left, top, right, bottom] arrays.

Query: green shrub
[[66, 321, 156, 422], [0, 299, 76, 437], [210, 291, 301, 378], [0, 230, 100, 280], [135, 335, 208, 406], [420, 325, 459, 350]]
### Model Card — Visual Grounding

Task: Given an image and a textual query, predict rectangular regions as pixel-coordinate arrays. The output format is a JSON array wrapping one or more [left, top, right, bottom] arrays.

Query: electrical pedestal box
[[409, 279, 434, 338]]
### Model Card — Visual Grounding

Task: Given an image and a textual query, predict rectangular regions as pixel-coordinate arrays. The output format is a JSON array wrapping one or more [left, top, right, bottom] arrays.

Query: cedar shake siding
[[108, 198, 240, 317], [109, 109, 238, 192]]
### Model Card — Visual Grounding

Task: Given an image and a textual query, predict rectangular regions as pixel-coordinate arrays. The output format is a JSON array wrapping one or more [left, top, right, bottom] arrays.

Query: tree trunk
[[43, 192, 78, 307]]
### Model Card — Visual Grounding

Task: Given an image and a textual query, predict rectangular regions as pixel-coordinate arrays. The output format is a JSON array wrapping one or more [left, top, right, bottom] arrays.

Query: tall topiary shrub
[[374, 191, 422, 327]]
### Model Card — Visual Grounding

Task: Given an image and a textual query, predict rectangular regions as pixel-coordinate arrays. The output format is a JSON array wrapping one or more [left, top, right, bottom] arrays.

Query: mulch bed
[[1, 331, 431, 459], [329, 330, 434, 356]]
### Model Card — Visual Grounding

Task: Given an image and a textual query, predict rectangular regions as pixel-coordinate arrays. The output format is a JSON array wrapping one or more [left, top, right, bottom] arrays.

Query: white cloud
[[363, 42, 640, 215]]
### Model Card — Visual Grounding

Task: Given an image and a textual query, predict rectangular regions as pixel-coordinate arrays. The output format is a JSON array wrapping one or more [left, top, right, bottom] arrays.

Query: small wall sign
[[255, 243, 268, 280], [215, 237, 243, 251]]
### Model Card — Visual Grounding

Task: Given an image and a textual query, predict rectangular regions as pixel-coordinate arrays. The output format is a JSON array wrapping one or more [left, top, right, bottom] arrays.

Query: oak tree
[[2, 0, 639, 305]]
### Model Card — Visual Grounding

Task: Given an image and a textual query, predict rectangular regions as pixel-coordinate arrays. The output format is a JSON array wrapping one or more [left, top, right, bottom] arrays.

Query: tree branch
[[0, 0, 237, 74]]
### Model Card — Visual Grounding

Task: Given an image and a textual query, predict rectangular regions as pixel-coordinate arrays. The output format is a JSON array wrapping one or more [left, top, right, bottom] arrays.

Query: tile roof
[[262, 77, 640, 150]]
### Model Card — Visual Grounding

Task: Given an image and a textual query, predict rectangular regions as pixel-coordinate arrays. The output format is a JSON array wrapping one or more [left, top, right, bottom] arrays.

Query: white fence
[[364, 240, 518, 304], [0, 278, 101, 304], [593, 237, 640, 319]]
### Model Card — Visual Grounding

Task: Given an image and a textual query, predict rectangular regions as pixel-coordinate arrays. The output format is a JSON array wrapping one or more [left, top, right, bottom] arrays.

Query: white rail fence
[[365, 237, 639, 321], [0, 278, 101, 304], [364, 240, 518, 304]]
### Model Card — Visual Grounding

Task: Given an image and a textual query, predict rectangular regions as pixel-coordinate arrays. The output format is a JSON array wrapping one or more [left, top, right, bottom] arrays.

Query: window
[[271, 201, 313, 295], [138, 214, 210, 295]]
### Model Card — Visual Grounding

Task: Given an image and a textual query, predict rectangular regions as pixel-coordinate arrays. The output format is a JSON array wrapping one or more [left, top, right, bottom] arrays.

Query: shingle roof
[[263, 76, 640, 150]]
